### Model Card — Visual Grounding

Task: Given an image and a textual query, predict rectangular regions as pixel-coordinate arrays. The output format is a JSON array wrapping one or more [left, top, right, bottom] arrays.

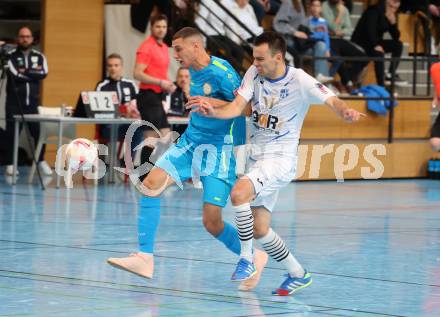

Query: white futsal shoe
[[107, 252, 154, 279], [238, 249, 268, 291]]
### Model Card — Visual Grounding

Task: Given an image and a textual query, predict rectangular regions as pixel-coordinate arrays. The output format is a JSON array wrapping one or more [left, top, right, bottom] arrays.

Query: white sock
[[258, 228, 305, 278], [234, 203, 253, 262]]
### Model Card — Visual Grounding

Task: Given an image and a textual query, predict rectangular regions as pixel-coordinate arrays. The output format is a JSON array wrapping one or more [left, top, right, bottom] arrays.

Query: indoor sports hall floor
[[1, 176, 439, 317]]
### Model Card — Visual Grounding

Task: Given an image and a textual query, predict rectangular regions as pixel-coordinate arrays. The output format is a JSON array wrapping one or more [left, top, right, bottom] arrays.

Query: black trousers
[[433, 16, 440, 46], [330, 38, 368, 85], [344, 0, 353, 12], [137, 89, 170, 131], [4, 105, 45, 165], [432, 113, 440, 138], [364, 39, 403, 86], [249, 0, 281, 24]]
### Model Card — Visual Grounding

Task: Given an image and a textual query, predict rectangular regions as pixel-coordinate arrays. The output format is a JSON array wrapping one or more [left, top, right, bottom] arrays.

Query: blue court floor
[[0, 176, 439, 317]]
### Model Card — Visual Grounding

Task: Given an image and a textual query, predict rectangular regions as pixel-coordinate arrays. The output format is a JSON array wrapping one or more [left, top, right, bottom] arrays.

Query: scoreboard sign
[[80, 91, 119, 119]]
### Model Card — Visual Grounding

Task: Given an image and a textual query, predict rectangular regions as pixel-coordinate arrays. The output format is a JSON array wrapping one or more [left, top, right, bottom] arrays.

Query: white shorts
[[244, 155, 297, 212]]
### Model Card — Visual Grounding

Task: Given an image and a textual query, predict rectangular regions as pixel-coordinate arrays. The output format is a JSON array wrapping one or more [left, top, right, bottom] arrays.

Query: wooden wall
[[41, 0, 104, 161], [37, 0, 435, 179], [398, 13, 427, 55], [297, 99, 435, 180], [297, 142, 435, 180], [302, 100, 431, 140]]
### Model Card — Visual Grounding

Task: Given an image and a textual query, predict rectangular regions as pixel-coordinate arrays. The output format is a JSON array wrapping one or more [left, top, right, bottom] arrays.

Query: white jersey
[[237, 65, 335, 158]]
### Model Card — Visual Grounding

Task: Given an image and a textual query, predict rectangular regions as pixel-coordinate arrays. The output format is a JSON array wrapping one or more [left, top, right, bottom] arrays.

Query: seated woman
[[195, 0, 245, 70], [226, 0, 264, 46], [351, 0, 406, 86], [273, 0, 333, 82], [322, 0, 368, 90]]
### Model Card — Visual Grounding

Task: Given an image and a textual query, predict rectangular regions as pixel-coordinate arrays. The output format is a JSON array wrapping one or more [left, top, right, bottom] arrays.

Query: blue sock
[[216, 222, 241, 255], [138, 196, 161, 254]]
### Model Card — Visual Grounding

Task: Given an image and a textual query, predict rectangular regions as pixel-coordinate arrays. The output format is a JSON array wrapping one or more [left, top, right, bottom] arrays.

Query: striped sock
[[234, 203, 254, 262], [258, 228, 305, 278]]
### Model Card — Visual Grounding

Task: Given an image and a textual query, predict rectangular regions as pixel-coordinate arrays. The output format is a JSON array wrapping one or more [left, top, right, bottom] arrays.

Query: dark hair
[[254, 31, 287, 59], [172, 27, 202, 40], [17, 26, 33, 36], [107, 53, 123, 63], [150, 14, 168, 27], [177, 66, 189, 73]]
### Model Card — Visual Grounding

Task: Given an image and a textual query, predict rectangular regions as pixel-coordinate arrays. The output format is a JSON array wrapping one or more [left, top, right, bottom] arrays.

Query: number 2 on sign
[[88, 92, 115, 111]]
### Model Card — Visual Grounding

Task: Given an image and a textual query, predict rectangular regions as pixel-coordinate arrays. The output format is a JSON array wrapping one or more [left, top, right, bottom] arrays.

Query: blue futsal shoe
[[231, 258, 257, 281], [272, 271, 312, 296]]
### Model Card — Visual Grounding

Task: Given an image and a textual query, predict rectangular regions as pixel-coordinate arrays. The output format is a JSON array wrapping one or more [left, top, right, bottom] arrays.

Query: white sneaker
[[5, 165, 19, 176], [316, 73, 333, 83], [385, 73, 407, 85], [107, 252, 154, 279], [38, 161, 53, 176]]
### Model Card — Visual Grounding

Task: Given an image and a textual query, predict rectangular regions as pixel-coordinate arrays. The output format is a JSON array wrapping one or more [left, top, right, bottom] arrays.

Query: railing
[[182, 0, 259, 74], [210, 0, 258, 41], [412, 12, 433, 96], [296, 54, 437, 143], [171, 1, 437, 144]]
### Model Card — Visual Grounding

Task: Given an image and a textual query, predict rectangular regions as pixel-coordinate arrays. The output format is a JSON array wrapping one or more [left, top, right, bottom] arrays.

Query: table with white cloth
[[12, 114, 189, 188]]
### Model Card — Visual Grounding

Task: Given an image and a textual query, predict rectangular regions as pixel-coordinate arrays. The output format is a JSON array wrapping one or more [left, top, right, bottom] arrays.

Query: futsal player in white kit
[[188, 31, 364, 296]]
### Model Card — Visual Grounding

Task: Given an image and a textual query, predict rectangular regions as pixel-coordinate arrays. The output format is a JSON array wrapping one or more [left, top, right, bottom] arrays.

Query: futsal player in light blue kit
[[107, 27, 268, 291]]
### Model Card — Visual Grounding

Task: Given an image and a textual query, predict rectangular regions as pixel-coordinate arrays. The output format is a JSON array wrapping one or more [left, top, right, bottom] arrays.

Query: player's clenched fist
[[186, 96, 215, 116]]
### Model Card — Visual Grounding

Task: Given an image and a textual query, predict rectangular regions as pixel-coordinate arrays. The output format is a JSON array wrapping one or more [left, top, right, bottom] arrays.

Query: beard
[[18, 43, 31, 50], [152, 31, 166, 41]]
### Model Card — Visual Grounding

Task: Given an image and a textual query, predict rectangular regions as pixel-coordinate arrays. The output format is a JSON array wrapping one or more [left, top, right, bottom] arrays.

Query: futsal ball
[[65, 138, 98, 171]]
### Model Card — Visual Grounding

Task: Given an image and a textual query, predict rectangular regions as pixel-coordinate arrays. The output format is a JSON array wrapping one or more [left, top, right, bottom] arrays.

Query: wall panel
[[41, 0, 104, 162]]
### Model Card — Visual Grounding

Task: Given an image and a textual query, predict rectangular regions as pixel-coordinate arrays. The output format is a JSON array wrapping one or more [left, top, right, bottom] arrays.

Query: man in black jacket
[[351, 0, 406, 86], [166, 66, 190, 135], [4, 26, 51, 177], [95, 53, 143, 163], [167, 67, 190, 117]]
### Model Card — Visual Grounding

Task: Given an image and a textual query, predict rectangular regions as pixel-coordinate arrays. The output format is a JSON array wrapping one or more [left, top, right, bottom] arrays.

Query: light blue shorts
[[155, 134, 236, 207]]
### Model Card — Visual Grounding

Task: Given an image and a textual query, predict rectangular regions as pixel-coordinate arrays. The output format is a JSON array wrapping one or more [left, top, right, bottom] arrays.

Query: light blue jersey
[[155, 56, 245, 207], [185, 56, 246, 146], [136, 56, 245, 258]]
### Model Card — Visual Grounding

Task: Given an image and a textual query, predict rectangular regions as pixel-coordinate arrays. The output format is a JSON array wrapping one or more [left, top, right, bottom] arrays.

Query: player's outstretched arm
[[187, 95, 248, 119], [325, 96, 366, 122]]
